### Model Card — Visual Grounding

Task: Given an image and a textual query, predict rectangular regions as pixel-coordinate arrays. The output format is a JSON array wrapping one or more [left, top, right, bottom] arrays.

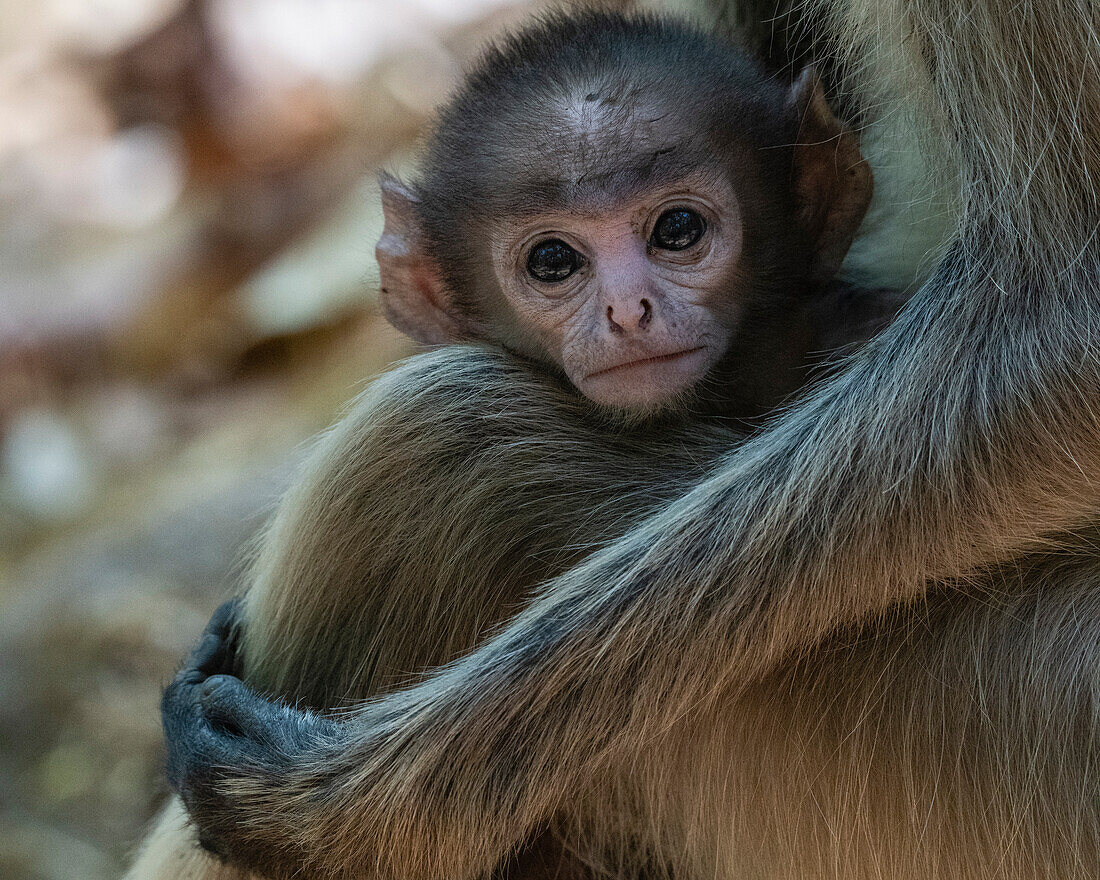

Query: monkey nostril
[[608, 300, 651, 333]]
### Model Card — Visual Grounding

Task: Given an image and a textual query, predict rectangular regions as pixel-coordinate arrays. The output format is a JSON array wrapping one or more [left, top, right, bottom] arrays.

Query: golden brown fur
[[128, 0, 1100, 877], [127, 348, 741, 879]]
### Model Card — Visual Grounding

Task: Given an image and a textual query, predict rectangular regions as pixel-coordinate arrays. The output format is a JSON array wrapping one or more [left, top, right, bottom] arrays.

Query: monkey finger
[[197, 674, 254, 728], [206, 596, 243, 635], [199, 675, 341, 760], [172, 602, 242, 688], [162, 687, 228, 792], [188, 599, 245, 677]]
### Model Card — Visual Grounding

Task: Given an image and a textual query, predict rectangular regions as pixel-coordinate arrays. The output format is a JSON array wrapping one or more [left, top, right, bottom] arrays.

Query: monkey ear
[[376, 174, 466, 344], [788, 68, 873, 282]]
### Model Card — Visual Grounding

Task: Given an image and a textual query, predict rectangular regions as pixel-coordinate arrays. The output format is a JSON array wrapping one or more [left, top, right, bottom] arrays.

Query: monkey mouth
[[585, 347, 708, 381]]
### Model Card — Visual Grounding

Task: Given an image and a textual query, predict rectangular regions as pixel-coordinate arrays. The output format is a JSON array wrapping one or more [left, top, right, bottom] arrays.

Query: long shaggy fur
[[128, 1, 1100, 878]]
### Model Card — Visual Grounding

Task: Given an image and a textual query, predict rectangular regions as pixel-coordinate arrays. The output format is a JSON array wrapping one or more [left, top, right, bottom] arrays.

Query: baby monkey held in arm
[[141, 12, 913, 880]]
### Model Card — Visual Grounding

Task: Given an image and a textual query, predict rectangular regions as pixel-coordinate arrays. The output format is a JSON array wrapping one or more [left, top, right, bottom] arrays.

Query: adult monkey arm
[[134, 343, 746, 880], [165, 2, 1100, 879]]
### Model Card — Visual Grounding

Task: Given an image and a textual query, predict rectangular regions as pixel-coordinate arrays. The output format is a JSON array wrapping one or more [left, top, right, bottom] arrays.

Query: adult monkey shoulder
[[157, 3, 1100, 880]]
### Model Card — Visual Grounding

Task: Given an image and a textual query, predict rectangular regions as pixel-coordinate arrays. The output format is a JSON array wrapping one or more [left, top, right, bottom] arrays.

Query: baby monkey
[[377, 12, 889, 419], [154, 12, 906, 880]]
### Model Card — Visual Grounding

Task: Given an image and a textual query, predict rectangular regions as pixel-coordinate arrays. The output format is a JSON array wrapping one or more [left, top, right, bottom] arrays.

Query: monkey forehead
[[493, 152, 713, 215], [435, 57, 795, 220], [478, 99, 733, 214]]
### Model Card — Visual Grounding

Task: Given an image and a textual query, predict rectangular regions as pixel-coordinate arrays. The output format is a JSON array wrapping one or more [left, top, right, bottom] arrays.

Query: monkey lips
[[579, 345, 716, 410]]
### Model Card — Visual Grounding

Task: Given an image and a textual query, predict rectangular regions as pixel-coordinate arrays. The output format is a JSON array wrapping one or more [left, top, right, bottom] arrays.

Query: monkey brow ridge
[[499, 139, 713, 216]]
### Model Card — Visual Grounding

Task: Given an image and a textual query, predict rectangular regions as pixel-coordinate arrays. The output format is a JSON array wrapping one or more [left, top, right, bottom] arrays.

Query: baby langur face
[[491, 176, 742, 412], [377, 64, 871, 418]]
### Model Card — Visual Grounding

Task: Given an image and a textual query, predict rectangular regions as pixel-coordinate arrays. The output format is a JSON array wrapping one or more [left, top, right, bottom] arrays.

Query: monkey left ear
[[788, 68, 873, 282], [376, 174, 467, 345]]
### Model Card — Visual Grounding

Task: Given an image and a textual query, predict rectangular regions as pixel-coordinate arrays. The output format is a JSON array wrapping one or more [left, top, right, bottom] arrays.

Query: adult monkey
[[149, 2, 1100, 880]]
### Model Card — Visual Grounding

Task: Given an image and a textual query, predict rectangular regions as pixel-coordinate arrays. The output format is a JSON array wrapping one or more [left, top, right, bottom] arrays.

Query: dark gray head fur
[[412, 12, 811, 314]]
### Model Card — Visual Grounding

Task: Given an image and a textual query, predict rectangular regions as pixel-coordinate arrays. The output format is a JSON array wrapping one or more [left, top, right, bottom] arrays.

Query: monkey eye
[[526, 239, 583, 283], [649, 209, 706, 251]]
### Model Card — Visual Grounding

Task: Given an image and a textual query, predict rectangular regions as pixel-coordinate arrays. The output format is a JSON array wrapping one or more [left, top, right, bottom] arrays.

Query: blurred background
[[0, 0, 714, 877]]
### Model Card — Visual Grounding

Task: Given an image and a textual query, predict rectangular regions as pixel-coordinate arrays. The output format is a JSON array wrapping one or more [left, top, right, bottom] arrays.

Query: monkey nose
[[607, 297, 653, 333]]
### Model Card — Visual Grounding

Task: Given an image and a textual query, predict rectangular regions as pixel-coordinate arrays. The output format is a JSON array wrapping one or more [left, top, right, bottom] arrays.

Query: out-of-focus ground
[[0, 1, 707, 877]]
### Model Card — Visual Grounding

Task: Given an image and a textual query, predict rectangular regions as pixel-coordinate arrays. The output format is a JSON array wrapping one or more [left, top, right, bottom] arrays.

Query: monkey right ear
[[787, 68, 873, 283], [376, 175, 466, 345]]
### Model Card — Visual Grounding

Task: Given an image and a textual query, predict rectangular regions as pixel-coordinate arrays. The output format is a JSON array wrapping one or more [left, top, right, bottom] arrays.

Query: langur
[[130, 13, 897, 879], [139, 3, 1100, 879]]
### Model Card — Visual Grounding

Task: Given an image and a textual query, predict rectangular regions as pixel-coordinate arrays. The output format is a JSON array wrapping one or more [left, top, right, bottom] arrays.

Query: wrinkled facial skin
[[490, 173, 742, 413]]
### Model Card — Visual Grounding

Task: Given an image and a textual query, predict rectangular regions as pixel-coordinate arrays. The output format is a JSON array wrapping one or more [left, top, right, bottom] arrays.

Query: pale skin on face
[[490, 174, 743, 411]]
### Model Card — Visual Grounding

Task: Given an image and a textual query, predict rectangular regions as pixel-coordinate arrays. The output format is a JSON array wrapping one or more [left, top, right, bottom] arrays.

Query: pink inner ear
[[377, 249, 464, 345], [788, 71, 873, 282], [413, 265, 448, 313], [375, 178, 465, 346]]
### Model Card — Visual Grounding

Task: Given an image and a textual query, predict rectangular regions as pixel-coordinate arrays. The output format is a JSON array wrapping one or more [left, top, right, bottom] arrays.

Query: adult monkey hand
[[163, 13, 1100, 880], [161, 602, 340, 866]]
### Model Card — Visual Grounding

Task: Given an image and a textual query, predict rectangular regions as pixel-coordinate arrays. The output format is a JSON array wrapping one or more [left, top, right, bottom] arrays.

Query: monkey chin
[[577, 346, 715, 421]]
